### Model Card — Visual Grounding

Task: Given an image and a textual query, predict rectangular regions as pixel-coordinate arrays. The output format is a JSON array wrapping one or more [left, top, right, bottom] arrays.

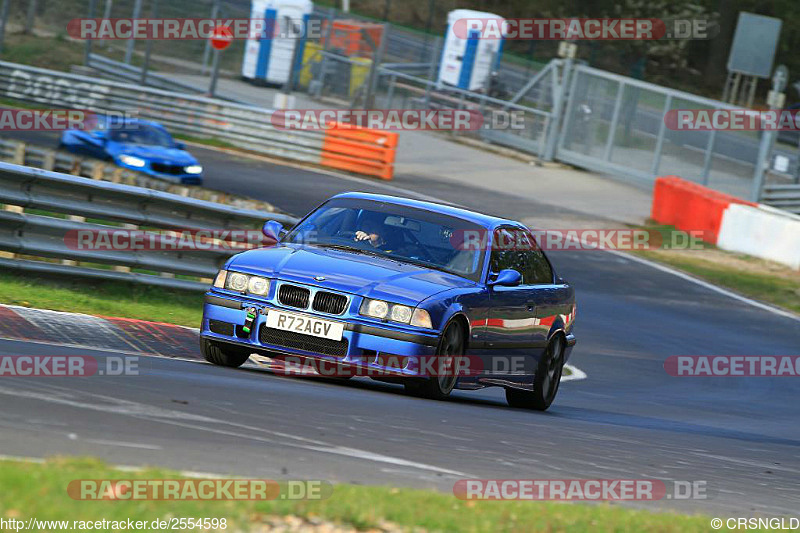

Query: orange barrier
[[651, 176, 756, 244], [320, 124, 398, 180]]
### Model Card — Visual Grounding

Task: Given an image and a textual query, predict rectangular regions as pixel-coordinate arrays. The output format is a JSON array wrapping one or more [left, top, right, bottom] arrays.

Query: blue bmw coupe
[[201, 193, 576, 410], [59, 118, 203, 184]]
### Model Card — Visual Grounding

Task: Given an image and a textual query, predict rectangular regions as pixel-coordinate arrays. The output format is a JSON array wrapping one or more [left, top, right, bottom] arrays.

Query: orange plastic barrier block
[[320, 151, 394, 180], [326, 124, 399, 149], [650, 176, 756, 244], [320, 124, 397, 180]]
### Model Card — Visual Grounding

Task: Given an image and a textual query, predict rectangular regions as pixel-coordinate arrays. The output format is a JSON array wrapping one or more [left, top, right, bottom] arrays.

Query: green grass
[[0, 457, 714, 532], [173, 133, 238, 150], [0, 271, 202, 327], [0, 34, 86, 72]]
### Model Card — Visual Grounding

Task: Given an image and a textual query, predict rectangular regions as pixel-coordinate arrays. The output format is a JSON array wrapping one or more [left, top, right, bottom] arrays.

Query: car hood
[[228, 244, 477, 306], [108, 143, 197, 165]]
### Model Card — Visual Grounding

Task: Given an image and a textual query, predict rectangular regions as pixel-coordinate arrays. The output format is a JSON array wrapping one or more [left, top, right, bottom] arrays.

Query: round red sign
[[210, 25, 233, 51]]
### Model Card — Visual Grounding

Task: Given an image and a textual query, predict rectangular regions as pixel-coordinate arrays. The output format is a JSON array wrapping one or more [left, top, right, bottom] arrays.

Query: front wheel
[[505, 335, 565, 411], [404, 320, 464, 400], [200, 338, 251, 368]]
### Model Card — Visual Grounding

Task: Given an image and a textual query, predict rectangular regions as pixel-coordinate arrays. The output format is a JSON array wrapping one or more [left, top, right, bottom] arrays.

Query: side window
[[518, 231, 553, 285], [491, 228, 553, 285], [489, 228, 516, 274]]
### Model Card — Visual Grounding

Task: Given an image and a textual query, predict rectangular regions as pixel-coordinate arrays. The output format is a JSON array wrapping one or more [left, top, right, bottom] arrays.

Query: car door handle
[[526, 304, 535, 312]]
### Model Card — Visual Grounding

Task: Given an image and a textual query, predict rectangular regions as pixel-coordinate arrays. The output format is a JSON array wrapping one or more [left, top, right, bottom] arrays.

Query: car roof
[[329, 192, 519, 229]]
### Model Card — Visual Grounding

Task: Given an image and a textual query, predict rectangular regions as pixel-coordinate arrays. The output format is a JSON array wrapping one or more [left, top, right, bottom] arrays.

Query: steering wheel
[[327, 231, 374, 250]]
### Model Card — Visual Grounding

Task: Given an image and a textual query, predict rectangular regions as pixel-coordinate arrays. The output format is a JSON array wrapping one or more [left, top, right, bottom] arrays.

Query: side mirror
[[174, 141, 186, 150], [487, 269, 522, 287], [262, 220, 286, 242]]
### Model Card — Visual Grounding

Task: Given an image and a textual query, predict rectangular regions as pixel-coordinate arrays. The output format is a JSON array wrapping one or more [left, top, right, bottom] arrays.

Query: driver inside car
[[354, 216, 402, 253]]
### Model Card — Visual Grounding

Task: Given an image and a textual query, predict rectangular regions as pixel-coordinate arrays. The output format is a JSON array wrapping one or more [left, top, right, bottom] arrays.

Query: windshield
[[109, 125, 175, 147], [284, 198, 486, 282]]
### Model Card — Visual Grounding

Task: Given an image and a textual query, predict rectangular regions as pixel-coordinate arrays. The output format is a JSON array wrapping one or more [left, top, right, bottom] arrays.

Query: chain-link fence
[[7, 0, 798, 205]]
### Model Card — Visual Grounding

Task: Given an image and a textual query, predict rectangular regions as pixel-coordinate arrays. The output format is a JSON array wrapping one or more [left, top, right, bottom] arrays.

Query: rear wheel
[[200, 338, 251, 368], [505, 335, 565, 411], [404, 320, 464, 400]]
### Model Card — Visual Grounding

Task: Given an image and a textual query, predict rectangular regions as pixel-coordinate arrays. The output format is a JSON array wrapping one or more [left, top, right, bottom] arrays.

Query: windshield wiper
[[390, 255, 453, 275], [314, 243, 383, 257]]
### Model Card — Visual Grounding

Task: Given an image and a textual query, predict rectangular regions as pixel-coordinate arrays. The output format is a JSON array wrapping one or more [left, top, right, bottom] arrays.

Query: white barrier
[[717, 204, 800, 270]]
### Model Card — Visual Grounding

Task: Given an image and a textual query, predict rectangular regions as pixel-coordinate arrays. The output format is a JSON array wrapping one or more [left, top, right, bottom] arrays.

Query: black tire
[[505, 335, 565, 411], [200, 338, 251, 368], [404, 320, 465, 400]]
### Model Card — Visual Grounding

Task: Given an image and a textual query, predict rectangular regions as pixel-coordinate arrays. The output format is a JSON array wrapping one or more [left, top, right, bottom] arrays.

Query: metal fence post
[[0, 0, 9, 55], [140, 0, 158, 85], [701, 129, 717, 186], [751, 130, 774, 202], [602, 81, 625, 161], [543, 58, 572, 161], [202, 0, 221, 75], [83, 0, 97, 65], [650, 94, 671, 176], [364, 24, 389, 109], [209, 48, 221, 97], [423, 36, 440, 108], [386, 74, 396, 108], [124, 0, 142, 64], [24, 0, 37, 34]]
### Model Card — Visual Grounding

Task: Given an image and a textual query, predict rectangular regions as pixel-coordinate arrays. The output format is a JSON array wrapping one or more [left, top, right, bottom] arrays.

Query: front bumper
[[116, 161, 202, 184], [201, 293, 439, 376]]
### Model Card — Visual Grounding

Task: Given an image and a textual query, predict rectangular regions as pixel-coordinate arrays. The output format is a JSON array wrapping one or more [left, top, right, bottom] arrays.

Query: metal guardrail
[[0, 60, 396, 179], [762, 184, 800, 214], [86, 54, 214, 99], [0, 162, 299, 291], [0, 138, 284, 213]]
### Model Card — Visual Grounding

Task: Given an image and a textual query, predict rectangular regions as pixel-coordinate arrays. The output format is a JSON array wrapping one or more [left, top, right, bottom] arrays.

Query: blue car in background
[[59, 118, 203, 184], [201, 193, 577, 411]]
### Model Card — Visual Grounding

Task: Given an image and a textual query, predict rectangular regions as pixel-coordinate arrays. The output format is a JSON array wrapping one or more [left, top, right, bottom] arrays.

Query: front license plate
[[266, 310, 344, 341]]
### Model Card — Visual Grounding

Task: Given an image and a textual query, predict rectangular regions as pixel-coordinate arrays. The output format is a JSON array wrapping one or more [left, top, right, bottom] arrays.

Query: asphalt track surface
[[2, 133, 800, 517]]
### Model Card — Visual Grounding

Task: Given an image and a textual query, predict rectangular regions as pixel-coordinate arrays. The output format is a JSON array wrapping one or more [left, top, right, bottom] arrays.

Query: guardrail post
[[43, 151, 55, 171], [92, 163, 105, 181], [0, 198, 19, 259], [62, 212, 87, 266], [13, 143, 25, 165]]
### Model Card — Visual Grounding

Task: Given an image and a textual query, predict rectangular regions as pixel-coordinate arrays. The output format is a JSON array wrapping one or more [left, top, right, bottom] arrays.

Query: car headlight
[[361, 299, 389, 319], [216, 270, 270, 296], [390, 304, 413, 323], [360, 299, 429, 327], [185, 164, 203, 174], [247, 276, 269, 296], [227, 272, 248, 292], [119, 154, 146, 168]]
